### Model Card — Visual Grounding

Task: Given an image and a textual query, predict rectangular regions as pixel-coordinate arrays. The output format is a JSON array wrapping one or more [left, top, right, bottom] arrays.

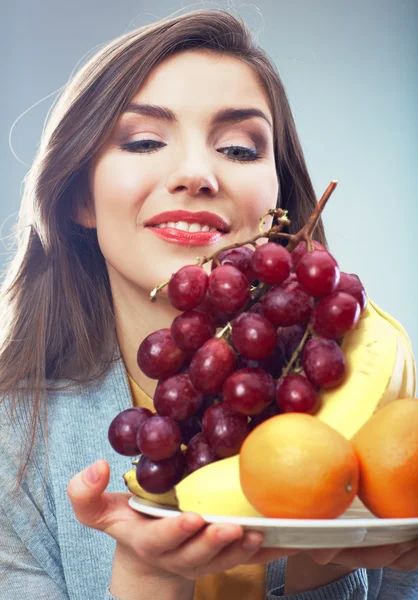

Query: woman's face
[[88, 50, 279, 296]]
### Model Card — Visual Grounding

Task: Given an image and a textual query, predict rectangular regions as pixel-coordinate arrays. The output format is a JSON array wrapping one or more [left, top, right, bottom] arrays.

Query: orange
[[351, 398, 418, 518], [239, 413, 359, 519]]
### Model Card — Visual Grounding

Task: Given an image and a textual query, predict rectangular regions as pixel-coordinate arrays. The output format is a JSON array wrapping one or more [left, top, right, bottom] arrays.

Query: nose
[[166, 153, 219, 198]]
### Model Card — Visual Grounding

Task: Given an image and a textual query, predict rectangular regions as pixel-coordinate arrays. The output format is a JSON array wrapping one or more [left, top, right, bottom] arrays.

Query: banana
[[123, 467, 178, 507], [174, 455, 263, 517], [368, 298, 413, 351], [396, 331, 417, 399], [367, 299, 416, 397], [316, 303, 406, 439]]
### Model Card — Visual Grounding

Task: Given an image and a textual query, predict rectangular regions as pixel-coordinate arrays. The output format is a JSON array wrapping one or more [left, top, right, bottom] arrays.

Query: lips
[[145, 210, 231, 233]]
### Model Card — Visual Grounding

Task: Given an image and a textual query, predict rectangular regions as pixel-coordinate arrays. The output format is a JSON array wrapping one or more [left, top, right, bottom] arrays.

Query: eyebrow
[[122, 103, 272, 130]]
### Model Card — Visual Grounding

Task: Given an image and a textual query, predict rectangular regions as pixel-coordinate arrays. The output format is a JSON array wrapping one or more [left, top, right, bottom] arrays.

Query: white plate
[[128, 495, 418, 548]]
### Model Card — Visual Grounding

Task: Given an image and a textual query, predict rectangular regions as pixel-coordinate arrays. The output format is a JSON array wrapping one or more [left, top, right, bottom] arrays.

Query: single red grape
[[202, 403, 249, 458], [312, 292, 361, 339], [137, 415, 181, 461], [290, 240, 326, 269], [276, 374, 320, 414], [154, 373, 203, 421], [336, 272, 367, 311], [167, 265, 208, 311], [206, 265, 250, 316], [189, 338, 236, 394], [108, 407, 152, 456], [170, 310, 216, 352], [137, 329, 185, 380], [222, 368, 276, 415], [185, 433, 217, 474], [211, 247, 255, 283], [302, 338, 346, 389], [136, 451, 185, 494], [251, 242, 291, 285], [296, 250, 340, 297], [262, 282, 314, 327], [231, 312, 277, 360]]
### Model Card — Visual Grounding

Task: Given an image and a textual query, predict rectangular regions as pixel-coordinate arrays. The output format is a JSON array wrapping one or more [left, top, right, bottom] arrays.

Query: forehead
[[129, 50, 271, 114]]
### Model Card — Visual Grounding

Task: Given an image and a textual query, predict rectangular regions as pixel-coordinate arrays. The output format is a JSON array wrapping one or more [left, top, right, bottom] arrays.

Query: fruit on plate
[[173, 454, 263, 517], [107, 181, 416, 520], [352, 398, 418, 518], [239, 413, 359, 519]]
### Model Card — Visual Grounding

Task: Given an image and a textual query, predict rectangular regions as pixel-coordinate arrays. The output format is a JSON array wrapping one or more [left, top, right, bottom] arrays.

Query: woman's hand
[[308, 538, 418, 571], [284, 540, 418, 595], [67, 459, 296, 583]]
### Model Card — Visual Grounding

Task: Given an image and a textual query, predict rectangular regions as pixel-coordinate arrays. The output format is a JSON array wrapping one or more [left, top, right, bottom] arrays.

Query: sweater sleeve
[[266, 568, 370, 599]]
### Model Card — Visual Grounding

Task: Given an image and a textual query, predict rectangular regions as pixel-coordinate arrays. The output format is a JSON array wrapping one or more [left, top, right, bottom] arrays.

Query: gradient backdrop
[[2, 0, 417, 353]]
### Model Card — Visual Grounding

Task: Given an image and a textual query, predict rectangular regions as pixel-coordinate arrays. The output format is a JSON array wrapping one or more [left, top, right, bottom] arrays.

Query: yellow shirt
[[127, 374, 265, 600]]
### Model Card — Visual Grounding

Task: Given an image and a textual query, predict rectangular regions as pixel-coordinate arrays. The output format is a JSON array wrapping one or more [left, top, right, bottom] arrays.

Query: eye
[[120, 139, 166, 153], [218, 145, 261, 162]]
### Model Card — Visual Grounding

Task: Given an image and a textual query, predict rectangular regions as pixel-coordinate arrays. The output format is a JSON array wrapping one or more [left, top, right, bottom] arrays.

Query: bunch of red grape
[[108, 239, 367, 494]]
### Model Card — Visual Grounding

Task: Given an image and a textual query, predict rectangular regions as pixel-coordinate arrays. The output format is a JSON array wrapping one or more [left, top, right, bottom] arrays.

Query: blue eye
[[218, 146, 261, 162], [121, 140, 165, 153]]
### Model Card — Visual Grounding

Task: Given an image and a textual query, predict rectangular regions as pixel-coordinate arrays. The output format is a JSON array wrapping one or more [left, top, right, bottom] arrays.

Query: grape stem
[[216, 322, 232, 340], [149, 180, 338, 301], [285, 180, 338, 253], [279, 323, 312, 380], [150, 280, 170, 302]]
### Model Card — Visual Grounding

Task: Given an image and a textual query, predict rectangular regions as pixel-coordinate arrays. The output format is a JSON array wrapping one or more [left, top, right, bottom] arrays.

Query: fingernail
[[242, 533, 264, 551], [181, 515, 203, 532], [216, 526, 240, 543], [395, 540, 416, 555], [85, 461, 101, 484]]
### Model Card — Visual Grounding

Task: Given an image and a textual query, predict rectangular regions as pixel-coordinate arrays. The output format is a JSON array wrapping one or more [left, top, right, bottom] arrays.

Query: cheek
[[236, 165, 279, 223], [90, 154, 157, 223]]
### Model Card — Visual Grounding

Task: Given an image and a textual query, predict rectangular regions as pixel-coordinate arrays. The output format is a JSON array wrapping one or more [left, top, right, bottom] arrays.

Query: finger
[[67, 459, 131, 530], [180, 531, 266, 579], [160, 523, 245, 574], [130, 512, 207, 560], [388, 540, 418, 571]]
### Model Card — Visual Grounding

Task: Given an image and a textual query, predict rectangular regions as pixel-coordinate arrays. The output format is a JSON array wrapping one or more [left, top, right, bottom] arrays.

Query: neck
[[109, 267, 181, 398]]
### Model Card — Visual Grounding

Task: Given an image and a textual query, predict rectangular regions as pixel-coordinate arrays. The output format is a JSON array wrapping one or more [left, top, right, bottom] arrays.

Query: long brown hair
[[0, 8, 326, 484]]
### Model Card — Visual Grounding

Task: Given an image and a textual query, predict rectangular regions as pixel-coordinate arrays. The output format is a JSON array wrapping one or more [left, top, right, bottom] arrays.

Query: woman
[[0, 8, 417, 600]]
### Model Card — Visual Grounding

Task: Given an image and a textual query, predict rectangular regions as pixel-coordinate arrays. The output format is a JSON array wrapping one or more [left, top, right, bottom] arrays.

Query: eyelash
[[120, 139, 262, 163]]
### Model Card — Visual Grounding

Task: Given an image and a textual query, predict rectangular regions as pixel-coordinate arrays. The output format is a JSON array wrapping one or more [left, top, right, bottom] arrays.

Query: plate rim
[[128, 495, 418, 529]]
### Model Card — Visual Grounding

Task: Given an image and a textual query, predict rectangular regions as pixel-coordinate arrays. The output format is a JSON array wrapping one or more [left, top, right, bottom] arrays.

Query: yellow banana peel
[[174, 454, 263, 517]]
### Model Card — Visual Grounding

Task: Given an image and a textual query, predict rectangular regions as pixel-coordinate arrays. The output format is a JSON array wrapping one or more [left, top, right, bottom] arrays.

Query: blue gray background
[[2, 1, 417, 353]]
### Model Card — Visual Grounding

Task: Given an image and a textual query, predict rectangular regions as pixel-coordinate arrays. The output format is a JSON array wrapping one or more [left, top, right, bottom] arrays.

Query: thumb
[[67, 459, 111, 529]]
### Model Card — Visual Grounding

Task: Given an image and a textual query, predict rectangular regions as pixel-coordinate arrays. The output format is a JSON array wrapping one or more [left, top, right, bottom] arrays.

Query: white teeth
[[176, 221, 189, 231], [155, 221, 221, 232], [188, 223, 202, 232]]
